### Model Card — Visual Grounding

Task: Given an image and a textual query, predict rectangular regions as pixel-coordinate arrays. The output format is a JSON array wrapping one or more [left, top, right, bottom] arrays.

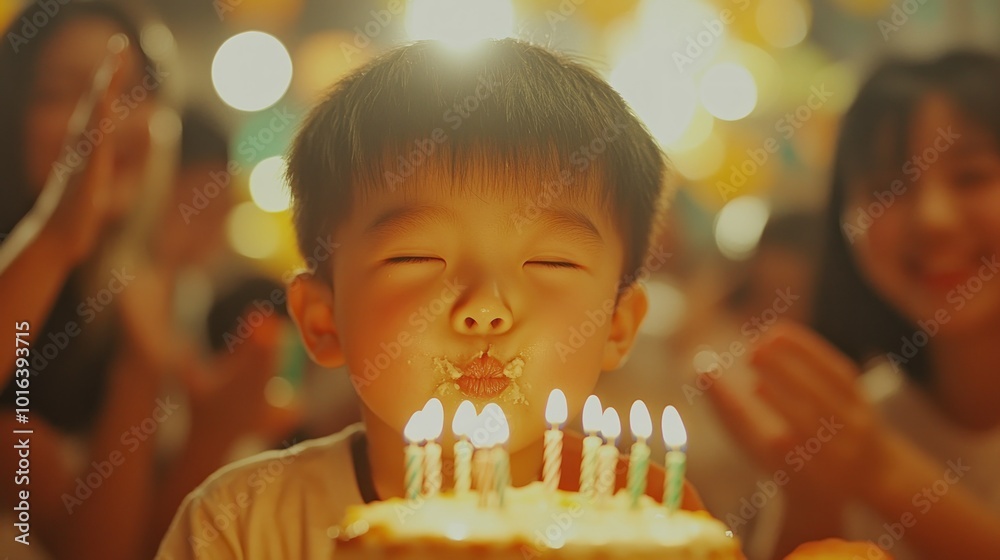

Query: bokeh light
[[227, 202, 282, 259], [249, 156, 292, 213], [669, 132, 725, 181], [700, 62, 758, 121], [140, 23, 177, 59], [714, 196, 770, 261], [293, 31, 369, 100], [406, 0, 516, 48], [212, 31, 293, 112], [613, 56, 699, 147], [756, 0, 811, 48]]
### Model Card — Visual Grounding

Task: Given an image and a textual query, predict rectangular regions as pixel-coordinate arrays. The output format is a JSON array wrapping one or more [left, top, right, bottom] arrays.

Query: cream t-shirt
[[156, 423, 366, 559]]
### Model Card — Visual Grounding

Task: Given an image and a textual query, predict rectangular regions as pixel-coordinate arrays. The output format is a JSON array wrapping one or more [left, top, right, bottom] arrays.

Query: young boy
[[157, 38, 701, 559]]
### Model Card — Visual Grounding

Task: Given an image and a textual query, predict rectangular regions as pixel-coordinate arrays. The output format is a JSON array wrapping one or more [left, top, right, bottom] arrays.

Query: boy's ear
[[286, 272, 345, 369], [601, 283, 648, 371]]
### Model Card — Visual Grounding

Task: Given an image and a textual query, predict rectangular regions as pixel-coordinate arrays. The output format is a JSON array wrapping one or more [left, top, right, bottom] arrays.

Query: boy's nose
[[452, 282, 512, 335]]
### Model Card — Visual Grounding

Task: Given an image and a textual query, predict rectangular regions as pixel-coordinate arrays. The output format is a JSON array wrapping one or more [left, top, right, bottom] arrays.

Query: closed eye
[[526, 261, 581, 269], [385, 256, 442, 264]]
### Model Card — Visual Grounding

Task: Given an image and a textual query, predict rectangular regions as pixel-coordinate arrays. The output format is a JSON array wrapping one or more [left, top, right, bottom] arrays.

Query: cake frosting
[[333, 481, 742, 559]]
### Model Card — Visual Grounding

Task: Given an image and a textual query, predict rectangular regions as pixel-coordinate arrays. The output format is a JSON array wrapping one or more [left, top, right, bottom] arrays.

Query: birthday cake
[[333, 481, 742, 559]]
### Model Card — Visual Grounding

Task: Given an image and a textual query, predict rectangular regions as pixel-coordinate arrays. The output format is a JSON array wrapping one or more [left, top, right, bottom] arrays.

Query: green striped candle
[[661, 405, 688, 514], [627, 400, 652, 509], [403, 411, 425, 501]]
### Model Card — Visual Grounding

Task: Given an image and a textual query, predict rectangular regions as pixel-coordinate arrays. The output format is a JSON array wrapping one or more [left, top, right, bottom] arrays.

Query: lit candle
[[475, 403, 505, 507], [491, 406, 510, 507], [472, 435, 493, 507], [595, 407, 621, 504], [543, 389, 567, 493], [422, 398, 444, 497], [661, 405, 688, 514], [452, 400, 476, 495], [580, 395, 603, 501], [403, 411, 425, 501], [627, 400, 652, 509]]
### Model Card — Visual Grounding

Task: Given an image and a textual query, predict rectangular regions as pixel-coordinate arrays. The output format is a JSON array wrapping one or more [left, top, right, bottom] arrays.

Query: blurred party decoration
[[227, 202, 283, 259], [714, 196, 770, 261], [212, 31, 293, 112], [140, 22, 177, 59], [215, 0, 303, 31], [249, 156, 292, 213], [755, 0, 811, 48], [669, 132, 726, 182], [699, 62, 758, 121], [293, 31, 370, 101]]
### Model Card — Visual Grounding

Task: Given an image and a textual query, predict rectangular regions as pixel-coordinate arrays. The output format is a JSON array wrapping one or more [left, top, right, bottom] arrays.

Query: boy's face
[[290, 183, 647, 452]]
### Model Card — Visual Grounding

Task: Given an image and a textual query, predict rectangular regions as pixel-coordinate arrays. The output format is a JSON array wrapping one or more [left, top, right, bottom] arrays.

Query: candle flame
[[422, 398, 444, 440], [661, 405, 687, 448], [452, 400, 477, 437], [601, 407, 621, 440], [404, 410, 424, 443], [545, 389, 568, 425], [582, 394, 603, 433], [630, 400, 652, 439], [475, 402, 507, 447]]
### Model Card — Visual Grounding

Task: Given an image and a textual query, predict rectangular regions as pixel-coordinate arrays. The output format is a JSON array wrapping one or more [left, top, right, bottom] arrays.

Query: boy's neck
[[361, 405, 546, 501]]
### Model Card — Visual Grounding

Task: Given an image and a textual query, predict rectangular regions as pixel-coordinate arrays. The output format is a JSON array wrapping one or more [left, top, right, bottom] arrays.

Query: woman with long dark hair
[[707, 51, 1000, 559], [0, 2, 164, 557]]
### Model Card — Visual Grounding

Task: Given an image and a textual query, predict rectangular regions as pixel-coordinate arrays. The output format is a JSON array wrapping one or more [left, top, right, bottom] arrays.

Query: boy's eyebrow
[[363, 204, 604, 248], [506, 207, 605, 249], [364, 205, 460, 240]]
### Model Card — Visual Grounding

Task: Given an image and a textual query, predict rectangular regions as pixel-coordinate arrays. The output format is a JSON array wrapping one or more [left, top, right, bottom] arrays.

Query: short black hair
[[812, 50, 1000, 386], [285, 39, 670, 290]]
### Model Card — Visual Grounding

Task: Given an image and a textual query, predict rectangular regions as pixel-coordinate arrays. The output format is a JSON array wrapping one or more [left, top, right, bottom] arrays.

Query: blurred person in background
[[137, 114, 303, 547], [0, 3, 296, 557], [0, 2, 162, 558], [594, 206, 823, 558], [706, 51, 1000, 559]]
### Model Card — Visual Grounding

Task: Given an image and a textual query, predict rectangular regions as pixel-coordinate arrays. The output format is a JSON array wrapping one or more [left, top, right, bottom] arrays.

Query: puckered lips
[[455, 352, 511, 398]]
